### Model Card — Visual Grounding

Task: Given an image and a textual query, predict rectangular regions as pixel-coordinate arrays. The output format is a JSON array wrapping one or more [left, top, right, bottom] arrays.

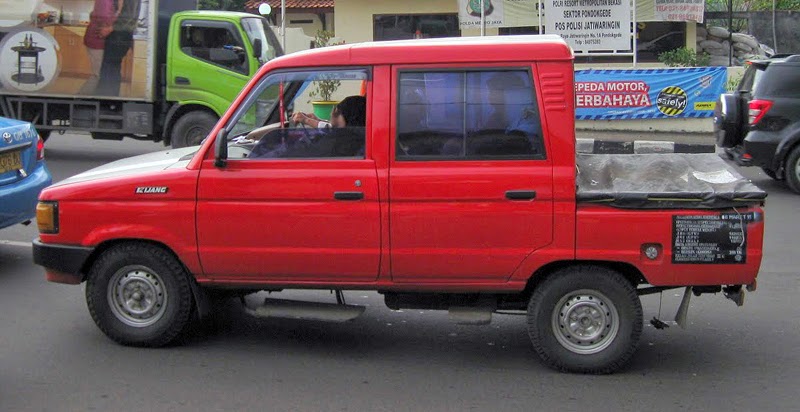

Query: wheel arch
[[773, 128, 800, 176], [81, 238, 211, 319], [524, 260, 647, 295], [163, 103, 220, 146]]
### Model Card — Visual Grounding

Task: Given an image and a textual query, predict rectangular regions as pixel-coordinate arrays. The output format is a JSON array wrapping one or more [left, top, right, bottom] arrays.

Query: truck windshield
[[241, 17, 282, 65]]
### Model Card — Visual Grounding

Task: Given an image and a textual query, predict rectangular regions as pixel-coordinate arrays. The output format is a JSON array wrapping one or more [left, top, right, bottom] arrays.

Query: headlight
[[36, 201, 59, 234]]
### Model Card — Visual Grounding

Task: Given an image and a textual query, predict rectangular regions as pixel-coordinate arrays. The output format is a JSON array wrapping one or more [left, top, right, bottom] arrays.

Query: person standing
[[96, 0, 141, 96], [81, 0, 119, 95]]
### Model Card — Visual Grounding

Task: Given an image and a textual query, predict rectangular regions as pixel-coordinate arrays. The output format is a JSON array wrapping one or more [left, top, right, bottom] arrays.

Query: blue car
[[0, 117, 52, 230]]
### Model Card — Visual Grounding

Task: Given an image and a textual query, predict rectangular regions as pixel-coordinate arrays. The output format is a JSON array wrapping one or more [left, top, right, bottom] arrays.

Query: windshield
[[241, 17, 282, 65]]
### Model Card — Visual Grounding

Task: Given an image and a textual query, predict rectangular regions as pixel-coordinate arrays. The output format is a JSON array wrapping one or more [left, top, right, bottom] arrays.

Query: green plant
[[308, 30, 345, 102], [725, 72, 743, 91], [658, 47, 711, 67]]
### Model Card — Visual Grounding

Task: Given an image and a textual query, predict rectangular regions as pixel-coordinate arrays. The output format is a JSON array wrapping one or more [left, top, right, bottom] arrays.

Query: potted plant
[[309, 30, 344, 120]]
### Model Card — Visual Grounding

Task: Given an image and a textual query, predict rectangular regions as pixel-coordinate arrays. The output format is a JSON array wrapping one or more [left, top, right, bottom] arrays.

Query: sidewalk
[[575, 130, 717, 154], [576, 130, 716, 145]]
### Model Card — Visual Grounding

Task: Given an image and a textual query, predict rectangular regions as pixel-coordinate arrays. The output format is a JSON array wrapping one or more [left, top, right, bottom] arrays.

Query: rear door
[[388, 65, 554, 283]]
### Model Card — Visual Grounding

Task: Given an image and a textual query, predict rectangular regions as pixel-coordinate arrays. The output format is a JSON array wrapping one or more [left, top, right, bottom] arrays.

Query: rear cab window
[[395, 68, 544, 161]]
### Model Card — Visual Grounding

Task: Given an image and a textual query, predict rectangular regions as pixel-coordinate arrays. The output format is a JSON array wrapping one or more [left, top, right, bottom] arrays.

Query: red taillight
[[748, 99, 773, 126], [36, 135, 44, 160]]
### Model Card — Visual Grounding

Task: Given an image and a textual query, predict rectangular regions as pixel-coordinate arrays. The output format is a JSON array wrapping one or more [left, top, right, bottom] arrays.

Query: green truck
[[0, 0, 283, 148]]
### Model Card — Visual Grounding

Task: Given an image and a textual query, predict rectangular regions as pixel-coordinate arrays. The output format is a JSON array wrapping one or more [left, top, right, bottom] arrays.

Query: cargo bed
[[576, 153, 767, 209]]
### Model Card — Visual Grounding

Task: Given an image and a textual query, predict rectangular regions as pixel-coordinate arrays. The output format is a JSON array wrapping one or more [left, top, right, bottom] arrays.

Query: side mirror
[[215, 129, 228, 168], [253, 38, 263, 58]]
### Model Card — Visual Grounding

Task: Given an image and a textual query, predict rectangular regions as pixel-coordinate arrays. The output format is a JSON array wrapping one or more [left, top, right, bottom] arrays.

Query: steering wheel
[[291, 119, 313, 142]]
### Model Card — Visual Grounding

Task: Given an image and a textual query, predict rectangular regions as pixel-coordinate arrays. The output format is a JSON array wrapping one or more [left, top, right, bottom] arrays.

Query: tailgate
[[576, 153, 767, 209]]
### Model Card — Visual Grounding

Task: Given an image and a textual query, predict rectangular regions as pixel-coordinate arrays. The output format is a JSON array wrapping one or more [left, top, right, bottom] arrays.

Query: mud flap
[[674, 287, 692, 329]]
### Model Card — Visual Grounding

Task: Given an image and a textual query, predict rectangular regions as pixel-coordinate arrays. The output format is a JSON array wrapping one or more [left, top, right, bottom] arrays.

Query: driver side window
[[226, 68, 370, 160], [180, 21, 248, 75]]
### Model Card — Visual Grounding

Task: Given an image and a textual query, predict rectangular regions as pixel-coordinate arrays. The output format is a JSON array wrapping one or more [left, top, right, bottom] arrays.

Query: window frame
[[223, 66, 373, 162], [179, 19, 250, 75], [394, 66, 546, 162]]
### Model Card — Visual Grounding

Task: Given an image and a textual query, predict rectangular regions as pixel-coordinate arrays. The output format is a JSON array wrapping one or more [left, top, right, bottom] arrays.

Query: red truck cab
[[33, 35, 765, 374]]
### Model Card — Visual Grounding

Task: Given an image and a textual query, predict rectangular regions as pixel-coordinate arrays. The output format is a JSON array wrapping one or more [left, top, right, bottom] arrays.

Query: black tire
[[714, 92, 747, 148], [86, 242, 196, 347], [527, 265, 643, 374], [171, 111, 217, 148], [761, 167, 782, 180], [785, 145, 800, 194]]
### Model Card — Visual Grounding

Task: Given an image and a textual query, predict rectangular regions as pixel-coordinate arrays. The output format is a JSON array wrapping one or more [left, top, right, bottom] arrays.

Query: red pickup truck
[[33, 35, 766, 374]]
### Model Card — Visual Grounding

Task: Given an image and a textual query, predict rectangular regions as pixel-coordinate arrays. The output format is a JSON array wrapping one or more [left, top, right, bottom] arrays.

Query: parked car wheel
[[86, 242, 196, 347], [785, 145, 800, 194], [527, 265, 643, 374], [715, 92, 747, 148], [171, 111, 217, 148]]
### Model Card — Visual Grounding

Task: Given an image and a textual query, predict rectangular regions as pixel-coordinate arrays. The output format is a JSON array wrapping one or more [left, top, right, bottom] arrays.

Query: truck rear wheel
[[171, 111, 217, 148], [527, 266, 642, 374], [86, 242, 196, 347]]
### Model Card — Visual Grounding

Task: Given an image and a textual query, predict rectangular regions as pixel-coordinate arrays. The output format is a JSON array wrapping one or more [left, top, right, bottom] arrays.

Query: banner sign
[[545, 0, 631, 52], [458, 0, 540, 29], [574, 67, 727, 120], [654, 0, 705, 23]]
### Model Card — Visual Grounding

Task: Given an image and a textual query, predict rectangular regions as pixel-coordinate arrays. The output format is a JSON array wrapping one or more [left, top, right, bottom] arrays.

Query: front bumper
[[33, 239, 93, 284]]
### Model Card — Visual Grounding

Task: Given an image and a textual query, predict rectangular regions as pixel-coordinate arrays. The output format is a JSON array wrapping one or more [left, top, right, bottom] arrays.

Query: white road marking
[[0, 240, 33, 248]]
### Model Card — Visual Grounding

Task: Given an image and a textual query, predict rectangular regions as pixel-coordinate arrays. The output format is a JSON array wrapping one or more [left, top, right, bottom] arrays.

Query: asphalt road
[[1, 134, 797, 412]]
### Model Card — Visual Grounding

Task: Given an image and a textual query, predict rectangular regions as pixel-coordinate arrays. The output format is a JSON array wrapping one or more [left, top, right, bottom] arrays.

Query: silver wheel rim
[[794, 158, 800, 182], [551, 289, 619, 355], [107, 265, 168, 328]]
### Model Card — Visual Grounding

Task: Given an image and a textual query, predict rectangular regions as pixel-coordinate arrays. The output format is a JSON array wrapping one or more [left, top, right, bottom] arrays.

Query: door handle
[[175, 76, 190, 85], [334, 191, 364, 201], [505, 190, 537, 200]]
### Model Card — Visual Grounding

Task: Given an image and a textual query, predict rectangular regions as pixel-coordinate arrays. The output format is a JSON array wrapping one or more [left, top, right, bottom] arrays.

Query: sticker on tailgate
[[672, 212, 760, 264]]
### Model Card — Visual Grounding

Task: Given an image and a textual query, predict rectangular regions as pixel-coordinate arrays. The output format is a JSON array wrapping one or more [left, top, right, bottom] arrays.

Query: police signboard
[[546, 0, 631, 52], [574, 67, 727, 120]]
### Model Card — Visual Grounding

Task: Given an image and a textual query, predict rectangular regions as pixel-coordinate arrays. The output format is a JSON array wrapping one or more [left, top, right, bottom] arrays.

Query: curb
[[576, 138, 716, 154]]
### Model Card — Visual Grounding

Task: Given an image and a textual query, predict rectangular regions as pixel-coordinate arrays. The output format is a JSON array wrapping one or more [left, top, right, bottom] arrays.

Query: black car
[[715, 54, 800, 193]]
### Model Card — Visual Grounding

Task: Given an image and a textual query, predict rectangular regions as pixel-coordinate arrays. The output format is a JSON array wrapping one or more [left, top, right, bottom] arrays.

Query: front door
[[389, 66, 554, 283], [167, 19, 251, 112], [197, 68, 380, 283]]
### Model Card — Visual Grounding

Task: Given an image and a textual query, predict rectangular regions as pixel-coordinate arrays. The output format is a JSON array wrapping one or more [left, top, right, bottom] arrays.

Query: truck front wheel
[[171, 111, 218, 148], [527, 266, 642, 374], [86, 242, 196, 347]]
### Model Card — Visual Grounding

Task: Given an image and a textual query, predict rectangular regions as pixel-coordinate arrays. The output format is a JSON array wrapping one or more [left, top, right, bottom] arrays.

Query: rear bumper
[[743, 130, 782, 169], [33, 239, 93, 284], [0, 163, 52, 229]]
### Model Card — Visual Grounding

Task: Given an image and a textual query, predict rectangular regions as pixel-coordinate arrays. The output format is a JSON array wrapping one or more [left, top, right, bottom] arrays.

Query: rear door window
[[396, 69, 544, 160]]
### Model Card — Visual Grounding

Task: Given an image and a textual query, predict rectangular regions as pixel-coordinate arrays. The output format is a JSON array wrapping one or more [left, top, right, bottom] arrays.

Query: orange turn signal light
[[36, 201, 59, 234]]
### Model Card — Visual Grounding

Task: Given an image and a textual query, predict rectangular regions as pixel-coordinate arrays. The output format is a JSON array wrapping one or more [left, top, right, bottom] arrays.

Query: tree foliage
[[705, 0, 800, 12], [198, 0, 249, 11], [658, 47, 711, 67]]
